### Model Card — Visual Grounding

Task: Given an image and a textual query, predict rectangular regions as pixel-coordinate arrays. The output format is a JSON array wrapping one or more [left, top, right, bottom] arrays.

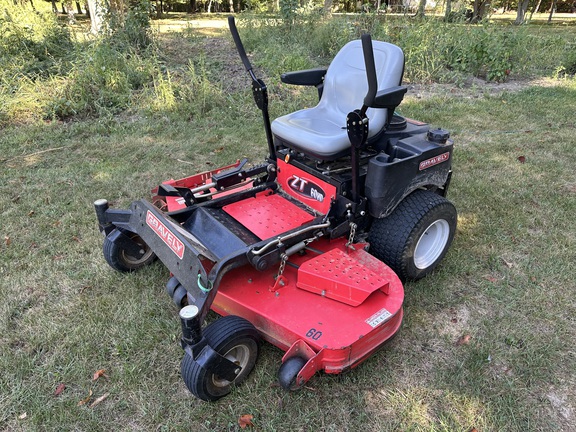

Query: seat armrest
[[371, 85, 408, 109], [280, 68, 327, 86]]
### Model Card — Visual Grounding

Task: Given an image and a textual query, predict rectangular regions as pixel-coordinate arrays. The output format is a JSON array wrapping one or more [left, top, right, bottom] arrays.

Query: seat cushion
[[272, 40, 404, 160]]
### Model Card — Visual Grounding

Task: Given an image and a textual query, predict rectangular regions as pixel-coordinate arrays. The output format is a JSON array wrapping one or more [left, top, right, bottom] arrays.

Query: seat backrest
[[318, 39, 405, 137]]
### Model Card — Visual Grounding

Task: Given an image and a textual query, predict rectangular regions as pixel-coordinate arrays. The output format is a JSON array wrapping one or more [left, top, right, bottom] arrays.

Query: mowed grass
[[1, 24, 576, 432]]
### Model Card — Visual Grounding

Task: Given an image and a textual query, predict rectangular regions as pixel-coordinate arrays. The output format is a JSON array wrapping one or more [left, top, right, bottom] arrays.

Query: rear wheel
[[369, 189, 457, 281], [103, 232, 156, 272], [181, 315, 260, 401]]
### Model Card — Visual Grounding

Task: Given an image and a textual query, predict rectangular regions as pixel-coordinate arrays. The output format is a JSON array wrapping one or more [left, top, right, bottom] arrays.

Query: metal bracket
[[106, 228, 145, 259], [347, 109, 369, 149], [183, 343, 240, 382]]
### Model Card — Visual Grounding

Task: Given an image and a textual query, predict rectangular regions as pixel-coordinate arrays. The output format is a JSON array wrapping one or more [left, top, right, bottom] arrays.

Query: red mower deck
[[211, 237, 404, 379]]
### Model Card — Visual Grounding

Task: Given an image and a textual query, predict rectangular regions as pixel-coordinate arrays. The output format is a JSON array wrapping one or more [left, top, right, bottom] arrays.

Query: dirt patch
[[546, 386, 576, 431], [405, 77, 557, 100], [157, 35, 252, 93]]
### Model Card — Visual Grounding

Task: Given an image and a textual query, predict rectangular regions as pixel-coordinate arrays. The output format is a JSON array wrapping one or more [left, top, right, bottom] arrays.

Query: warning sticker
[[366, 308, 393, 328]]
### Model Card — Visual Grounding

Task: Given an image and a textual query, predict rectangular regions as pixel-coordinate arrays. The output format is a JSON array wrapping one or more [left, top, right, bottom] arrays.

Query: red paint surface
[[210, 237, 404, 377], [277, 159, 336, 214], [223, 193, 315, 239]]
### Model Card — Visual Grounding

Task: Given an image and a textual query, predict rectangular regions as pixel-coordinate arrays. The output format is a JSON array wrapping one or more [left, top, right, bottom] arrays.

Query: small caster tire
[[278, 356, 307, 391], [165, 277, 180, 298], [172, 285, 188, 308], [181, 315, 260, 401], [103, 231, 156, 272]]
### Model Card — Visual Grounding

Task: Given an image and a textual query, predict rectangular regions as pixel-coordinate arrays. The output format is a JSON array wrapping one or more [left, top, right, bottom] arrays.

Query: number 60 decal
[[306, 328, 323, 340]]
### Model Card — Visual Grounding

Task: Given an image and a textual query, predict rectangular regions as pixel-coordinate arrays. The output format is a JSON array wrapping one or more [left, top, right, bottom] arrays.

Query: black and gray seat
[[271, 39, 406, 161]]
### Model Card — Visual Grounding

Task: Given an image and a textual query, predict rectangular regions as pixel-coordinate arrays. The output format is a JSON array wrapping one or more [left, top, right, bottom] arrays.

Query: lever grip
[[228, 16, 253, 73], [361, 33, 378, 108]]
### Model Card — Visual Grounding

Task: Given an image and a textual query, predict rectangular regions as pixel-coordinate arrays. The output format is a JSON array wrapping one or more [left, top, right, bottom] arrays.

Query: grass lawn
[[1, 14, 576, 432]]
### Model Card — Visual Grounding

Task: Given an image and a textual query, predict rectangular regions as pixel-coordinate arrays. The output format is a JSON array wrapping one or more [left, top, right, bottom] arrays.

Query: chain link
[[346, 222, 357, 248], [277, 254, 288, 277]]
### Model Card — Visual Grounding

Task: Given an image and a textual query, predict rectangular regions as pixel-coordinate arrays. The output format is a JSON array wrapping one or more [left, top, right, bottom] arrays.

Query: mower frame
[[94, 17, 456, 401]]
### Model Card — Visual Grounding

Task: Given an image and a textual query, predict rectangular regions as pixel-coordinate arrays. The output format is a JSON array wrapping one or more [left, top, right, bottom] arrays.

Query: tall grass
[[0, 0, 161, 122], [0, 0, 73, 79], [46, 41, 159, 119], [0, 6, 573, 125], [239, 13, 572, 83]]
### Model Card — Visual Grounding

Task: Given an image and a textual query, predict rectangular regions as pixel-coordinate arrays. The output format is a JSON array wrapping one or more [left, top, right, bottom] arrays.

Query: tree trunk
[[548, 0, 557, 22], [472, 0, 486, 21], [61, 2, 66, 13], [229, 0, 234, 12], [65, 0, 76, 22], [417, 0, 426, 16], [86, 0, 105, 33], [528, 0, 543, 21], [514, 0, 529, 24], [444, 0, 452, 20]]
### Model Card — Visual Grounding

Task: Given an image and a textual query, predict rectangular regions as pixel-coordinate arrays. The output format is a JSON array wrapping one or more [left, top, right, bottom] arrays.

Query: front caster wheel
[[369, 189, 457, 281], [181, 315, 260, 402], [103, 231, 156, 272], [278, 356, 307, 391]]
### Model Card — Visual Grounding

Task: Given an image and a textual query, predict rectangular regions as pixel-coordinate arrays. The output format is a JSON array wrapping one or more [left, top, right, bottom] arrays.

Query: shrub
[[173, 58, 228, 117], [556, 44, 576, 77], [0, 0, 73, 79], [240, 14, 552, 83], [102, 0, 154, 51], [46, 42, 158, 119]]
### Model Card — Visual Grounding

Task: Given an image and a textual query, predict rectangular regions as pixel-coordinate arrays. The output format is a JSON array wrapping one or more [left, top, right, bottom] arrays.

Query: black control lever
[[347, 33, 378, 203], [228, 16, 276, 162], [228, 16, 254, 77], [361, 33, 378, 113]]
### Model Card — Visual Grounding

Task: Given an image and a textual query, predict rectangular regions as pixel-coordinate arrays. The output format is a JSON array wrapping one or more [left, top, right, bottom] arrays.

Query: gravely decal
[[288, 175, 326, 203], [146, 211, 184, 259], [419, 152, 450, 171]]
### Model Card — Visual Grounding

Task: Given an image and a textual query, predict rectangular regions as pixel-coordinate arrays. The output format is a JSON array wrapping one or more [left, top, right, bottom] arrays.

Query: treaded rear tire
[[369, 189, 457, 281], [181, 315, 260, 402]]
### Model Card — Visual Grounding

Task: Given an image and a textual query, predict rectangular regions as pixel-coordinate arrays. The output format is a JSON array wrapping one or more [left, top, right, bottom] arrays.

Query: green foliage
[[144, 57, 228, 118], [0, 0, 73, 79], [279, 0, 299, 25], [46, 0, 158, 119], [46, 42, 158, 119], [555, 43, 576, 77], [1, 11, 574, 125], [438, 24, 519, 82], [0, 0, 161, 122], [240, 14, 571, 84], [176, 58, 228, 116], [102, 0, 154, 51]]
